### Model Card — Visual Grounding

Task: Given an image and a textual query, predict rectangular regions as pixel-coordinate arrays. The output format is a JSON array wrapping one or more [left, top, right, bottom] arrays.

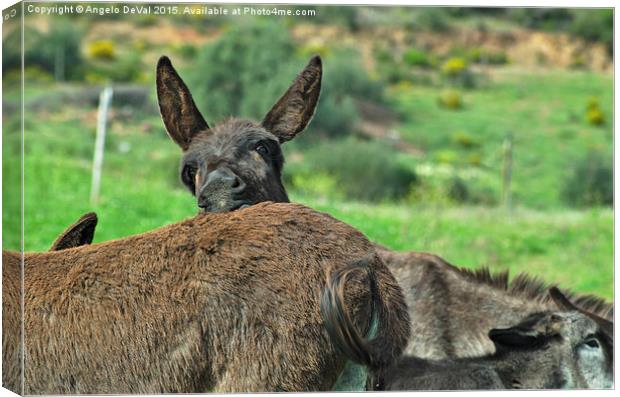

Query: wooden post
[[90, 86, 113, 205], [502, 133, 513, 209]]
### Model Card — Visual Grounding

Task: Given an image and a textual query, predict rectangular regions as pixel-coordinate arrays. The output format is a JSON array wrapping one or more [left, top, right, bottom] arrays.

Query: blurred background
[[2, 5, 613, 298]]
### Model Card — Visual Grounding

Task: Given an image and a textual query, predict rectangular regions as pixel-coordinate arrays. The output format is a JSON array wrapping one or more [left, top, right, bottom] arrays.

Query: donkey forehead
[[539, 311, 599, 339], [187, 120, 277, 159]]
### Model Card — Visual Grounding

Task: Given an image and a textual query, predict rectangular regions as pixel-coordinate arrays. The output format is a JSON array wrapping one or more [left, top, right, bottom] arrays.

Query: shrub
[[4, 22, 84, 81], [569, 9, 613, 55], [586, 96, 600, 111], [86, 53, 145, 83], [451, 131, 479, 149], [403, 48, 432, 68], [438, 89, 463, 110], [585, 96, 605, 126], [88, 40, 116, 61], [470, 49, 508, 65], [176, 44, 198, 59], [441, 57, 476, 88], [410, 8, 450, 31], [448, 177, 469, 202], [466, 152, 483, 166], [311, 48, 384, 138], [586, 108, 605, 126], [300, 139, 418, 202], [562, 151, 612, 207], [189, 21, 296, 122], [441, 57, 468, 77]]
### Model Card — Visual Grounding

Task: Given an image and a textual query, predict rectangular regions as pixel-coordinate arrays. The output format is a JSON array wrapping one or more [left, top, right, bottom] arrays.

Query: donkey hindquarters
[[8, 203, 408, 394]]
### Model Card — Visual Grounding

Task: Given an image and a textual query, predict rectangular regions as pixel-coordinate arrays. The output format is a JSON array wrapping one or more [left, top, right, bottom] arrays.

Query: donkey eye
[[583, 337, 600, 349], [255, 143, 270, 156], [183, 165, 197, 180], [181, 165, 198, 192]]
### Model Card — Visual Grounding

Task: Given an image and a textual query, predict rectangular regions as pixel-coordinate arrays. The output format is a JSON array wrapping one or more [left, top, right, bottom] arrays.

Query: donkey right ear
[[156, 56, 209, 151], [262, 55, 322, 143]]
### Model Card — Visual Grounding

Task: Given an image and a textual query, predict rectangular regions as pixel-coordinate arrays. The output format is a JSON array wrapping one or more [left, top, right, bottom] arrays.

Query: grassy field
[[2, 64, 613, 301], [390, 68, 613, 209]]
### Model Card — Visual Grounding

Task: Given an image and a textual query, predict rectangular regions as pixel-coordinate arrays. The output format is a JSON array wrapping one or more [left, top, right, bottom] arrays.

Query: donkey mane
[[455, 266, 613, 320]]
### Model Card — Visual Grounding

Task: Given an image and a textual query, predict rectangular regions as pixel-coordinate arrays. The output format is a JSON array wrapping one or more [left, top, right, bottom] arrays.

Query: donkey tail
[[321, 254, 410, 370]]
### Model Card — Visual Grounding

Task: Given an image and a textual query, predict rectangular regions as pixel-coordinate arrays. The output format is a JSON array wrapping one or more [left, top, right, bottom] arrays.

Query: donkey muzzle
[[197, 167, 248, 212]]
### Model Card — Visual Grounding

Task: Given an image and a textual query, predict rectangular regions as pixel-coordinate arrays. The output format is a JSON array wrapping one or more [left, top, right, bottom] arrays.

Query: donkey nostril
[[232, 177, 246, 193]]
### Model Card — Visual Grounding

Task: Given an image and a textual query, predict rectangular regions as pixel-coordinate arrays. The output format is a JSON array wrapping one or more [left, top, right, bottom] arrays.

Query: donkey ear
[[549, 287, 577, 311], [549, 287, 614, 338], [156, 56, 209, 151], [262, 55, 322, 143], [50, 212, 98, 251], [488, 326, 542, 349]]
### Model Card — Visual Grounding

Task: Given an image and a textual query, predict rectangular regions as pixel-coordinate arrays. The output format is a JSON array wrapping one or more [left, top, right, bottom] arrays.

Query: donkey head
[[156, 55, 322, 213], [488, 288, 613, 389]]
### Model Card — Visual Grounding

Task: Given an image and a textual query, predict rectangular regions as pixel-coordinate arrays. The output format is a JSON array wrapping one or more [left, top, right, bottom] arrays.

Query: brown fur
[[3, 213, 100, 393], [2, 203, 409, 394]]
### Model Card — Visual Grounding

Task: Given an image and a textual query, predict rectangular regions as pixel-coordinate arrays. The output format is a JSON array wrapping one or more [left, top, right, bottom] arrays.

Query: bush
[[299, 139, 418, 202], [88, 40, 116, 61], [403, 48, 432, 68], [586, 108, 605, 126], [441, 57, 468, 77], [189, 21, 296, 122], [4, 22, 84, 81], [569, 9, 613, 55], [408, 164, 499, 206], [438, 89, 463, 110], [562, 151, 612, 207], [441, 57, 476, 88], [585, 96, 605, 126], [408, 8, 450, 31], [311, 48, 384, 138], [86, 53, 145, 83], [451, 131, 479, 149], [468, 48, 508, 65]]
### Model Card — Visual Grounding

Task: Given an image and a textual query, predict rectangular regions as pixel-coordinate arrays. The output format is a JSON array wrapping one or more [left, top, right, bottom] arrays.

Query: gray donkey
[[2, 203, 409, 394], [155, 55, 613, 360], [321, 261, 614, 390]]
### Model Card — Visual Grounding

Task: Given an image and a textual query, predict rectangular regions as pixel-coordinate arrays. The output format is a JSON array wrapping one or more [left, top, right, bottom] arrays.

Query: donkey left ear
[[549, 287, 613, 338], [262, 55, 322, 143]]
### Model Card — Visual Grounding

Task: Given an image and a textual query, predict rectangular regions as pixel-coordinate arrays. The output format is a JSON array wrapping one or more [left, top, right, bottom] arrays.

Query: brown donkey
[[2, 203, 409, 394], [321, 263, 613, 390], [155, 55, 613, 359]]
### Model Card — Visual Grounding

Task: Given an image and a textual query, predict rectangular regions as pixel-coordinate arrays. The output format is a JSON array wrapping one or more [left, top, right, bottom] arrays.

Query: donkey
[[2, 202, 409, 394], [155, 55, 613, 359], [321, 262, 614, 390], [381, 250, 613, 359], [156, 55, 321, 213]]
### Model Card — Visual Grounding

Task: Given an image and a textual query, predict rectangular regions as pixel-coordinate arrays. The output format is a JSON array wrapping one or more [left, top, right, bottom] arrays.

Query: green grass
[[390, 68, 613, 209]]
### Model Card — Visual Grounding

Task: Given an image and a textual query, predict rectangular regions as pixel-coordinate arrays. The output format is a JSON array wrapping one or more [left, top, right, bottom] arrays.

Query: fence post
[[502, 133, 513, 210], [90, 86, 114, 205]]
